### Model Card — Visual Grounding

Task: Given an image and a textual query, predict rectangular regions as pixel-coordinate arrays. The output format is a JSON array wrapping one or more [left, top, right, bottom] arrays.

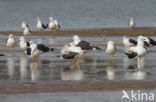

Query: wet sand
[[1, 27, 156, 36], [0, 80, 156, 95]]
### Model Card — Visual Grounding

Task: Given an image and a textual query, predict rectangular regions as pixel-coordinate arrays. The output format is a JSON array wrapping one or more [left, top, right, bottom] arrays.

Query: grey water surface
[[0, 0, 156, 30]]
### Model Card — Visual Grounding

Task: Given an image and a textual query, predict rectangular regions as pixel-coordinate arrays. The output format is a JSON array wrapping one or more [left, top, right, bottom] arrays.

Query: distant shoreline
[[0, 27, 156, 36]]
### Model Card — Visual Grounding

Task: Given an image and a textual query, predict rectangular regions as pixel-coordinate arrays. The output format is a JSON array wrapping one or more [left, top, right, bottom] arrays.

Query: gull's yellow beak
[[113, 41, 117, 44], [64, 50, 69, 54], [127, 49, 131, 53]]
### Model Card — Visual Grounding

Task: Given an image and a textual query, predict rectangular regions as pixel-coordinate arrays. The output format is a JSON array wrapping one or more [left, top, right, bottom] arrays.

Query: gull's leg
[[8, 47, 11, 54], [13, 47, 15, 56], [136, 57, 140, 69], [140, 57, 142, 68], [75, 56, 79, 69], [140, 57, 142, 69], [112, 54, 115, 65], [138, 57, 140, 69], [32, 58, 34, 62], [112, 54, 113, 60], [139, 57, 141, 69], [71, 59, 75, 70], [107, 55, 111, 65], [134, 58, 137, 67], [23, 51, 26, 56], [140, 57, 143, 68], [37, 56, 40, 63]]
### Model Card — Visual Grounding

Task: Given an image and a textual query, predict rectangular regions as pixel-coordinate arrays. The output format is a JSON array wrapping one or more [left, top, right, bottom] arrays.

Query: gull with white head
[[37, 18, 48, 31], [123, 36, 137, 49], [129, 18, 135, 28], [125, 36, 148, 68], [105, 41, 117, 61], [21, 21, 29, 31], [25, 41, 54, 62], [72, 35, 101, 51], [6, 34, 16, 55]]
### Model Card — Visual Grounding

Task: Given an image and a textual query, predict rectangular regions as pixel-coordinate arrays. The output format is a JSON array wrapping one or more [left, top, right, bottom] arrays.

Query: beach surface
[[0, 27, 156, 102], [1, 27, 156, 36]]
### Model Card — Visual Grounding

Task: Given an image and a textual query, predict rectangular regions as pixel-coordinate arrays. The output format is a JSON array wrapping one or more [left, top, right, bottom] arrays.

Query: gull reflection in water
[[106, 63, 116, 80], [61, 60, 84, 81], [123, 56, 130, 69], [20, 56, 28, 80], [125, 69, 146, 80], [123, 55, 145, 69], [61, 68, 84, 81], [30, 62, 40, 81], [37, 38, 43, 44], [137, 57, 145, 69], [49, 37, 56, 45], [7, 57, 15, 79]]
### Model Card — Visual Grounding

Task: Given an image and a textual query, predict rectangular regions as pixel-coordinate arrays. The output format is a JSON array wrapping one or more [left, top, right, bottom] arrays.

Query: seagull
[[137, 36, 151, 48], [19, 36, 27, 51], [129, 18, 135, 28], [21, 21, 29, 31], [123, 36, 137, 48], [53, 19, 60, 31], [48, 17, 55, 31], [138, 36, 156, 47], [25, 41, 54, 61], [19, 36, 30, 53], [48, 17, 60, 31], [147, 37, 156, 46], [105, 41, 117, 60], [58, 42, 84, 69], [71, 35, 101, 51], [125, 37, 147, 68], [23, 26, 32, 36], [59, 42, 84, 59], [37, 18, 48, 31], [6, 34, 16, 55]]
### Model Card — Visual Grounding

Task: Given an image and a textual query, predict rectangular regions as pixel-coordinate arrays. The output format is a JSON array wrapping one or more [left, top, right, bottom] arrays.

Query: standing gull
[[138, 36, 156, 47], [37, 18, 48, 31], [58, 42, 84, 69], [19, 36, 30, 52], [53, 19, 60, 31], [25, 41, 54, 61], [48, 17, 60, 31], [23, 26, 32, 36], [21, 21, 29, 31], [123, 36, 137, 49], [125, 37, 147, 68], [6, 34, 16, 55], [48, 17, 55, 31], [129, 18, 135, 28], [59, 42, 83, 59], [105, 41, 117, 60], [72, 35, 101, 51]]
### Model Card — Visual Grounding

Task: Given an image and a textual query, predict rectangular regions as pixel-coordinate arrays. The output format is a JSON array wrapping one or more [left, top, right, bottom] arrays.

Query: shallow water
[[0, 35, 156, 81], [0, 0, 156, 30]]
